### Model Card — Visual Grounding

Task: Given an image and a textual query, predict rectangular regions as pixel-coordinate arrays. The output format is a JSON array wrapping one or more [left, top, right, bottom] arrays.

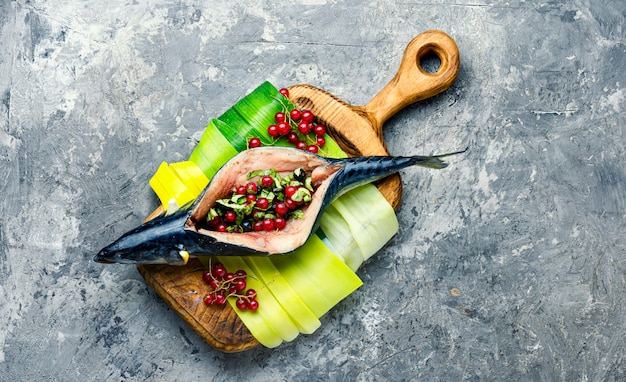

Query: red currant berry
[[274, 202, 288, 216], [215, 292, 227, 305], [267, 124, 279, 137], [213, 263, 226, 276], [279, 88, 289, 97], [216, 223, 227, 232], [307, 145, 319, 154], [274, 216, 287, 230], [313, 125, 326, 136], [202, 269, 213, 283], [246, 289, 257, 299], [247, 299, 259, 311], [298, 121, 311, 135], [301, 110, 314, 123], [316, 136, 326, 147], [277, 121, 291, 135], [207, 215, 221, 228], [246, 194, 256, 203], [224, 272, 235, 282], [236, 185, 247, 195], [249, 137, 261, 148], [236, 297, 248, 310], [209, 278, 220, 290], [256, 197, 269, 210], [204, 294, 216, 305], [224, 211, 237, 223], [285, 186, 298, 198], [275, 112, 286, 123], [253, 221, 263, 231], [285, 198, 298, 210], [234, 278, 247, 291], [286, 132, 299, 144], [261, 175, 274, 188], [290, 109, 302, 121], [246, 182, 258, 194], [296, 140, 307, 150], [262, 218, 275, 231], [235, 269, 247, 278]]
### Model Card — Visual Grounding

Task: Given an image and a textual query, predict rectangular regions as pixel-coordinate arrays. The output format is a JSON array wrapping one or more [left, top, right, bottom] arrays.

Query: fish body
[[94, 146, 463, 265]]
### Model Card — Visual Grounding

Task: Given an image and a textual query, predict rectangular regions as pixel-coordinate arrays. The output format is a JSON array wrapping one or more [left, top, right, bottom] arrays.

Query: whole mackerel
[[94, 146, 464, 265]]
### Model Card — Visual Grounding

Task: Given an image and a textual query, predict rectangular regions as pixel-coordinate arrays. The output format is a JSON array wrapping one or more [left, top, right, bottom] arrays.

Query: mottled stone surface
[[1, 1, 625, 380]]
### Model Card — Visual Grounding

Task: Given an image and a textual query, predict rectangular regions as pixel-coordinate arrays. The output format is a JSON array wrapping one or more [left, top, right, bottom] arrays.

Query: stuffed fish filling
[[202, 167, 316, 233]]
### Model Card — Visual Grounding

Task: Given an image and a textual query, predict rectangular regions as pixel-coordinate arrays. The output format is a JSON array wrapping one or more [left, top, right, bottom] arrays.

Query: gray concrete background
[[1, 0, 625, 381]]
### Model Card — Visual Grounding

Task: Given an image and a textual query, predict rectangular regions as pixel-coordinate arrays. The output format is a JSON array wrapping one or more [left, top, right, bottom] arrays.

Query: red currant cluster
[[248, 88, 327, 153], [205, 167, 313, 233], [202, 261, 259, 311]]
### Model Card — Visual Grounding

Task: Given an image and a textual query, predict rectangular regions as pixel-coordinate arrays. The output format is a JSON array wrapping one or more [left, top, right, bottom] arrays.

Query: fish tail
[[408, 147, 468, 169], [329, 147, 467, 194]]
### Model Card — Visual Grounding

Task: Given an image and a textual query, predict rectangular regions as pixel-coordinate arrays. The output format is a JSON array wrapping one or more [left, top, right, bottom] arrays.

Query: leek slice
[[271, 235, 363, 318], [198, 257, 283, 348], [329, 184, 399, 263], [149, 161, 208, 211], [217, 82, 282, 149], [215, 256, 299, 346], [317, 205, 363, 271], [244, 257, 321, 334], [169, 161, 208, 197], [188, 119, 239, 179], [215, 81, 347, 159]]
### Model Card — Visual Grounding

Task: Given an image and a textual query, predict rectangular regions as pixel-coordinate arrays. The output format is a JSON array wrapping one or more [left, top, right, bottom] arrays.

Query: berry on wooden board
[[202, 261, 259, 311]]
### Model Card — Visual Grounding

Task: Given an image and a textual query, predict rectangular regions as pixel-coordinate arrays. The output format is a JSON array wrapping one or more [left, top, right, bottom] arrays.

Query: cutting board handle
[[362, 30, 460, 131]]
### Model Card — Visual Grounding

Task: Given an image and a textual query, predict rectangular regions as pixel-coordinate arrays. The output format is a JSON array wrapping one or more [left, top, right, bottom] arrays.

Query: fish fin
[[415, 147, 468, 169], [164, 198, 180, 216]]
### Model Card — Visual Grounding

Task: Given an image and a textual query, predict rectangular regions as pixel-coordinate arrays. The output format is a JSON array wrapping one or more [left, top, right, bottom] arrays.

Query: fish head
[[94, 241, 189, 265], [93, 212, 191, 265]]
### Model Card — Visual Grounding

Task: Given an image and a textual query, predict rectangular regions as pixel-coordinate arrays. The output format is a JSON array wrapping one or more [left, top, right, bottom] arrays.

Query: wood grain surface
[[138, 30, 460, 352]]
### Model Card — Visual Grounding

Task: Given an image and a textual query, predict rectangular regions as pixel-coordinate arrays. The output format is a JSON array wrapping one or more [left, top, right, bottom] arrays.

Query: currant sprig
[[247, 87, 328, 154], [202, 261, 259, 311]]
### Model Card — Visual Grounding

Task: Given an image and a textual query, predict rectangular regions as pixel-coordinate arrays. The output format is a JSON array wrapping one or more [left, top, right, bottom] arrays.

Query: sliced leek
[[327, 183, 399, 264], [317, 204, 363, 271], [149, 161, 208, 212], [245, 256, 321, 334], [213, 256, 287, 348], [271, 235, 363, 318], [188, 118, 239, 179]]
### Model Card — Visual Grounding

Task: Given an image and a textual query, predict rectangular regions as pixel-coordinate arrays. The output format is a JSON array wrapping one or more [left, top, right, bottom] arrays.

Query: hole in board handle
[[419, 50, 442, 74]]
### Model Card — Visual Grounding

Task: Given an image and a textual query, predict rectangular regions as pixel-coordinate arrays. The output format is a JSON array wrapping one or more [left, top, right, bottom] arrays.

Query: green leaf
[[216, 198, 246, 210]]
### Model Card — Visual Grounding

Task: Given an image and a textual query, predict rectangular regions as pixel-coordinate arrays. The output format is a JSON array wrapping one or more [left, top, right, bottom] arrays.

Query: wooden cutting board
[[137, 30, 460, 353]]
